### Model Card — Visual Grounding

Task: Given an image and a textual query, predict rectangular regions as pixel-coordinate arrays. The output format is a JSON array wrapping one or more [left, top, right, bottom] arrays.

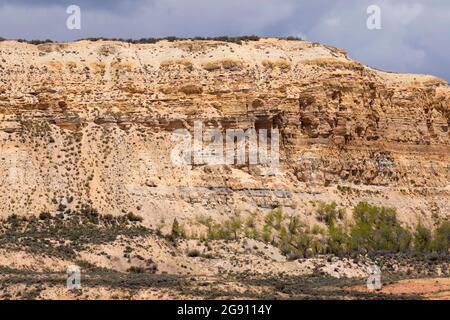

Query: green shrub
[[171, 218, 185, 238], [38, 211, 52, 220], [188, 203, 443, 259], [262, 224, 273, 243], [0, 209, 150, 259], [225, 216, 242, 240], [75, 35, 266, 45], [206, 222, 231, 240], [244, 227, 260, 239], [291, 233, 314, 257], [316, 201, 344, 226], [187, 249, 200, 257], [126, 212, 143, 222], [199, 214, 243, 240], [327, 225, 350, 256], [349, 202, 412, 253], [265, 208, 284, 230], [244, 216, 259, 239], [287, 216, 300, 235], [127, 266, 146, 273], [413, 223, 432, 252], [431, 221, 450, 252]]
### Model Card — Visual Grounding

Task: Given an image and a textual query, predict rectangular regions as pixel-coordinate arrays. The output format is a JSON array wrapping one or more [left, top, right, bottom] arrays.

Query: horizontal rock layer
[[0, 39, 448, 226]]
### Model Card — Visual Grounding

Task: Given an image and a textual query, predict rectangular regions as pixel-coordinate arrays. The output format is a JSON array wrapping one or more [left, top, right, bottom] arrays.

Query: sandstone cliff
[[0, 38, 448, 229]]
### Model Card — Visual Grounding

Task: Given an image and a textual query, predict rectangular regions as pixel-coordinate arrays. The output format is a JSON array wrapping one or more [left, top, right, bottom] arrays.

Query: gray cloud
[[0, 0, 141, 10], [0, 0, 448, 81]]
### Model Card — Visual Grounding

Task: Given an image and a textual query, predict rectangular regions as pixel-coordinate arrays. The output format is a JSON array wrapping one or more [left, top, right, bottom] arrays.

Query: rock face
[[0, 39, 448, 227]]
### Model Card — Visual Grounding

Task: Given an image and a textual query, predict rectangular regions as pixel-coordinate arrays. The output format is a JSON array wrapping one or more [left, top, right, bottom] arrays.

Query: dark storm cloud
[[0, 0, 448, 81]]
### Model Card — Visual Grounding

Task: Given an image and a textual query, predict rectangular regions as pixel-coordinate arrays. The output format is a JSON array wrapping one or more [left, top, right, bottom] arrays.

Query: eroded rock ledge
[[0, 39, 448, 227]]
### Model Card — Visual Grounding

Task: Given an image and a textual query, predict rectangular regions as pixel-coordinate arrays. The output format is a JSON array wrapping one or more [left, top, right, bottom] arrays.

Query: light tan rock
[[0, 39, 448, 228]]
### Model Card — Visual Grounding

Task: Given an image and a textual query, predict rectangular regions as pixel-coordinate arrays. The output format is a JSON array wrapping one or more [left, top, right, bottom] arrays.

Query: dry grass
[[37, 44, 54, 53], [91, 61, 106, 74], [97, 45, 117, 56], [66, 61, 77, 71], [160, 59, 193, 70], [261, 59, 291, 71], [47, 61, 63, 71], [303, 57, 363, 70], [111, 60, 133, 72], [202, 59, 243, 71]]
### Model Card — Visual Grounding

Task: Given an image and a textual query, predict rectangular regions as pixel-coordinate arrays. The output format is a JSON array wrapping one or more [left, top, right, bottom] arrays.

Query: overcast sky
[[0, 0, 449, 81]]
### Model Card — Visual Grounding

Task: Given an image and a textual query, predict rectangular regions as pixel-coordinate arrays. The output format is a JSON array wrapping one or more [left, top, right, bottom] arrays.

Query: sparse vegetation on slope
[[180, 202, 449, 259], [0, 35, 303, 45], [0, 206, 149, 259]]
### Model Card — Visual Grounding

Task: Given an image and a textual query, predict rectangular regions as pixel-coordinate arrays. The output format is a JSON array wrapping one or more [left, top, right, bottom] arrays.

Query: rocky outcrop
[[0, 39, 448, 227]]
